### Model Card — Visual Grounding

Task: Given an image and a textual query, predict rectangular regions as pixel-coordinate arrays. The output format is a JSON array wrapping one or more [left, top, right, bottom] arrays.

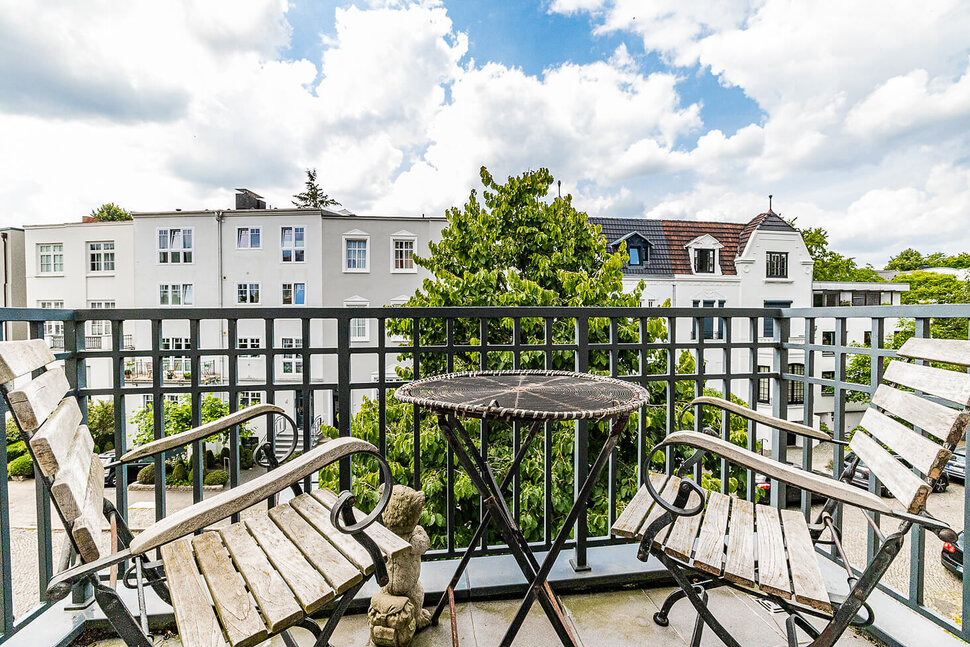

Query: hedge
[[8, 454, 34, 478]]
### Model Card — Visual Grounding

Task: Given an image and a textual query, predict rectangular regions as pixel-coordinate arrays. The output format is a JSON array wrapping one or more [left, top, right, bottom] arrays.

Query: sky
[[1, 0, 969, 267]]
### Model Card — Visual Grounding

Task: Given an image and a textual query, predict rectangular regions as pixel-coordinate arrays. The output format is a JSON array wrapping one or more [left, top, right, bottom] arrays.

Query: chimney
[[235, 189, 266, 210]]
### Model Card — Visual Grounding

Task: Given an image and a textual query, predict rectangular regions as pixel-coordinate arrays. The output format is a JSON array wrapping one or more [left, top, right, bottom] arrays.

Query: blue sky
[[0, 0, 968, 264]]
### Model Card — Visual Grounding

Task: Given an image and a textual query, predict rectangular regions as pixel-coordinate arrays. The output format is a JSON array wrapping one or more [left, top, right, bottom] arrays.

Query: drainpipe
[[1, 232, 8, 341], [216, 211, 225, 367]]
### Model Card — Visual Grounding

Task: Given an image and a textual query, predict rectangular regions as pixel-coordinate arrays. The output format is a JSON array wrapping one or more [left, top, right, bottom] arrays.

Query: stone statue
[[368, 484, 431, 647]]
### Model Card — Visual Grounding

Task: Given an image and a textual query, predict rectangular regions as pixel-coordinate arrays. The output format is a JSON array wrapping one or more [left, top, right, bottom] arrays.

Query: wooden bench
[[1, 339, 403, 647], [611, 336, 968, 647]]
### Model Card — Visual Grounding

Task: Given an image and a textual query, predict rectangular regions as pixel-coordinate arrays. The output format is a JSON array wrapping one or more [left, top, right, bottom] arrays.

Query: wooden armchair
[[1, 340, 408, 647], [611, 337, 968, 647]]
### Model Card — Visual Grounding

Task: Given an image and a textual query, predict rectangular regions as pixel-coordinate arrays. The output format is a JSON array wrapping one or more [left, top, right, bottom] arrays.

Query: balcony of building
[[0, 304, 968, 647]]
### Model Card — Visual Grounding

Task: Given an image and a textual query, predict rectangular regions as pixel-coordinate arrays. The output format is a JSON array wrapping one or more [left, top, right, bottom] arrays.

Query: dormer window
[[685, 234, 723, 276], [694, 249, 715, 273], [629, 245, 646, 266], [611, 232, 652, 269]]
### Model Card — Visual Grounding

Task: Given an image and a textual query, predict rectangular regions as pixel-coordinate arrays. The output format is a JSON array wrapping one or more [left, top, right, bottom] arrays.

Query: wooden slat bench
[[613, 336, 970, 647], [0, 339, 402, 647]]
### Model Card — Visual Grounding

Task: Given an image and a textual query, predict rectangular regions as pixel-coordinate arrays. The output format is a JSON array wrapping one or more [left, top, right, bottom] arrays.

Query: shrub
[[204, 470, 228, 486], [170, 461, 189, 485], [6, 441, 27, 461], [8, 454, 34, 478], [136, 463, 155, 484], [220, 447, 230, 461], [102, 440, 114, 452], [205, 449, 216, 470], [240, 447, 254, 470], [6, 416, 20, 445]]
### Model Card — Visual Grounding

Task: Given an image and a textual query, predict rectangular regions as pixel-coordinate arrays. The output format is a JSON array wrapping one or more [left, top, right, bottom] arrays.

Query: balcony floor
[[84, 586, 880, 646]]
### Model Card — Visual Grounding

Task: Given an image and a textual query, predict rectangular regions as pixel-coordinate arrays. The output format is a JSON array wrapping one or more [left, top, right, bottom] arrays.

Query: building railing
[[0, 304, 967, 644]]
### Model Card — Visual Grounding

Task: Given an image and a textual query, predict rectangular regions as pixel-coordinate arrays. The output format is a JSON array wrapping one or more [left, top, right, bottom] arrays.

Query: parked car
[[843, 452, 948, 496], [942, 531, 964, 578], [98, 452, 151, 487], [755, 467, 828, 507], [944, 447, 965, 483]]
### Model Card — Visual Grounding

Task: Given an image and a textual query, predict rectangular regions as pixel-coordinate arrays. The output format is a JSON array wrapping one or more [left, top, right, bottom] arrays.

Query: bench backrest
[[0, 340, 104, 562], [850, 337, 970, 514]]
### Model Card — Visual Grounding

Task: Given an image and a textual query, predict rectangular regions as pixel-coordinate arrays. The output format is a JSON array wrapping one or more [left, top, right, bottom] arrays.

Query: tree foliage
[[887, 248, 970, 271], [799, 227, 883, 282], [321, 167, 754, 549], [87, 399, 116, 452], [130, 394, 252, 448], [292, 168, 340, 209], [90, 202, 132, 221]]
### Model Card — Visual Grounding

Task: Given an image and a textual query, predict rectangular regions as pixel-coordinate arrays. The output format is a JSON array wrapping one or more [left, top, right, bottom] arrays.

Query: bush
[[220, 447, 230, 461], [240, 447, 254, 470], [136, 463, 155, 484], [6, 416, 20, 445], [205, 449, 216, 470], [6, 441, 27, 461], [8, 454, 34, 478], [102, 440, 114, 452], [169, 461, 189, 485], [204, 470, 228, 486]]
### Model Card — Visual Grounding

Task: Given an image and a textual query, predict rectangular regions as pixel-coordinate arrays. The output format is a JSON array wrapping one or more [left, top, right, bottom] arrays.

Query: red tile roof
[[660, 220, 745, 275]]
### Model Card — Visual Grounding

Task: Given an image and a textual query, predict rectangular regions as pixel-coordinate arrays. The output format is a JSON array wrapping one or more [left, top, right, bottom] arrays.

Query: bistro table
[[394, 369, 649, 647]]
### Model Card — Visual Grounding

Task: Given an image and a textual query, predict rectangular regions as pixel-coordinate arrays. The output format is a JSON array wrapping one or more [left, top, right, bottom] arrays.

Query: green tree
[[799, 227, 883, 282], [886, 248, 925, 271], [87, 399, 115, 452], [292, 168, 340, 209], [129, 395, 252, 448], [89, 202, 132, 221], [320, 167, 752, 549]]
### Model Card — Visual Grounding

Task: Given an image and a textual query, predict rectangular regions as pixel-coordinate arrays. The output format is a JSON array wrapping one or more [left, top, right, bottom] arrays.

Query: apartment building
[[0, 227, 26, 340]]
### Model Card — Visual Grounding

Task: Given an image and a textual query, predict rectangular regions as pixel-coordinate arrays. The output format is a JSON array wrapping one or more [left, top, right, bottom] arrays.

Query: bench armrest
[[658, 431, 897, 515], [129, 437, 385, 555], [118, 404, 292, 463], [685, 396, 840, 444]]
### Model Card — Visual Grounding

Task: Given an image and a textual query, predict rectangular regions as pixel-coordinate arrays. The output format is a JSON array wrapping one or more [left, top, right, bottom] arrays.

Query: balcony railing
[[1, 304, 968, 645]]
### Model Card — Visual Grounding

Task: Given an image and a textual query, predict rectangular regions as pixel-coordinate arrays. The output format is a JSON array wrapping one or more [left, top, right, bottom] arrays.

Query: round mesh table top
[[394, 370, 649, 421]]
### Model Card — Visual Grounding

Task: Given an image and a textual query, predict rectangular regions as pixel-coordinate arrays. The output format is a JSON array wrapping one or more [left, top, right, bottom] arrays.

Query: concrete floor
[[83, 586, 880, 647]]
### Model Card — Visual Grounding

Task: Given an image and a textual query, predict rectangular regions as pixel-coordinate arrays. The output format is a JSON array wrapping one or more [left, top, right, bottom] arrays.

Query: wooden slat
[[885, 360, 970, 407], [723, 498, 755, 588], [312, 489, 412, 558], [219, 523, 303, 633], [129, 437, 377, 555], [6, 367, 71, 432], [861, 408, 950, 478], [611, 474, 664, 538], [71, 457, 106, 563], [850, 431, 931, 514], [245, 512, 334, 614], [50, 446, 94, 521], [160, 538, 228, 647], [28, 398, 84, 474], [755, 504, 791, 599], [872, 384, 968, 445], [192, 532, 268, 647], [121, 404, 285, 462], [290, 493, 374, 573], [780, 509, 831, 613], [688, 396, 833, 441], [663, 483, 704, 561], [268, 504, 362, 594], [661, 432, 895, 514], [636, 475, 680, 549], [0, 340, 56, 384], [692, 490, 730, 576], [898, 337, 970, 367]]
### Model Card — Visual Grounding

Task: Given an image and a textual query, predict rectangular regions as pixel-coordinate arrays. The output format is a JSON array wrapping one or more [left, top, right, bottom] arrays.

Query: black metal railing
[[0, 304, 967, 644]]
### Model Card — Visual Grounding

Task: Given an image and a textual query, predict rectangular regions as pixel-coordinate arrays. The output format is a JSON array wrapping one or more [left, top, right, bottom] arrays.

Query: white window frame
[[39, 300, 64, 336], [239, 391, 262, 407], [38, 243, 64, 275], [281, 337, 303, 375], [236, 226, 261, 249], [236, 282, 260, 304], [345, 297, 370, 342], [156, 227, 194, 264], [159, 283, 194, 306], [390, 233, 417, 273], [87, 241, 115, 273], [342, 232, 370, 273], [282, 282, 306, 306], [280, 226, 306, 263], [161, 337, 190, 374], [237, 336, 261, 358], [88, 300, 115, 335]]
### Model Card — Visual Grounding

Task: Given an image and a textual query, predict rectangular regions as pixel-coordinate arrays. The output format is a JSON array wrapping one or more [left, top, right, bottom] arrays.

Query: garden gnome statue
[[368, 484, 431, 647]]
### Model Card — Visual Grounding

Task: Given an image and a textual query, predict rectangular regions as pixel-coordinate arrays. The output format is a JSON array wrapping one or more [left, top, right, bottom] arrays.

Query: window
[[758, 366, 771, 403], [813, 291, 839, 307], [281, 226, 305, 262], [282, 283, 306, 305], [766, 252, 788, 278], [281, 338, 302, 374], [237, 337, 261, 358], [345, 299, 370, 341], [821, 370, 835, 395], [863, 331, 872, 347], [691, 300, 725, 339], [392, 238, 415, 272], [762, 300, 792, 337], [39, 300, 64, 337], [88, 241, 115, 272], [157, 228, 193, 264], [159, 283, 194, 306], [88, 300, 115, 335], [236, 227, 261, 249], [38, 243, 63, 274], [345, 238, 368, 271], [788, 363, 805, 404], [628, 245, 648, 266], [161, 337, 190, 374], [237, 283, 260, 304], [239, 391, 262, 407], [694, 248, 715, 273], [821, 330, 835, 355]]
